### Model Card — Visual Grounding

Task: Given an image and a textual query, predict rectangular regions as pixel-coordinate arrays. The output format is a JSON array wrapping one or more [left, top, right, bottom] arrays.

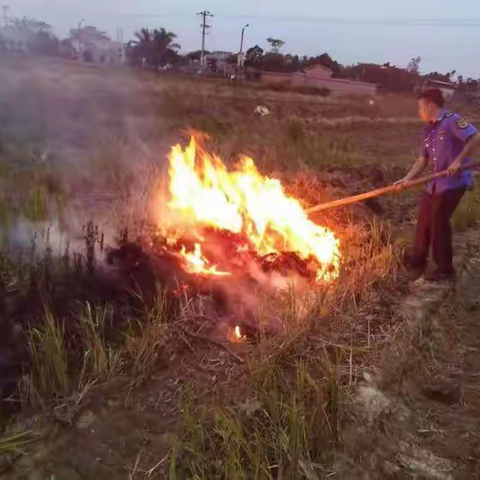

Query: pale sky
[[8, 0, 480, 78]]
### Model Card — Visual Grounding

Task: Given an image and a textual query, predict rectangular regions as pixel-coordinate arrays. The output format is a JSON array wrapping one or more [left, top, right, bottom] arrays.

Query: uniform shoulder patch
[[457, 117, 469, 129]]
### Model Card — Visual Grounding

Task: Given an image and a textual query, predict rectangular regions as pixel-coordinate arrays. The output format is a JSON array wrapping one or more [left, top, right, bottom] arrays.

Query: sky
[[7, 0, 480, 78]]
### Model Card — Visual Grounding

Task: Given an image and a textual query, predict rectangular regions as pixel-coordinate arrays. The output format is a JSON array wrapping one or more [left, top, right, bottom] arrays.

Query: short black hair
[[418, 89, 445, 108]]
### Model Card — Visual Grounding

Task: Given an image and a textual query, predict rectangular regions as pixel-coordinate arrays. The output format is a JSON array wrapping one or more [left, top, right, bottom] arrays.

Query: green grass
[[172, 348, 341, 479], [166, 218, 402, 478], [23, 308, 70, 408], [0, 430, 39, 455], [78, 303, 124, 387], [0, 141, 66, 246], [0, 60, 444, 476], [452, 187, 480, 232]]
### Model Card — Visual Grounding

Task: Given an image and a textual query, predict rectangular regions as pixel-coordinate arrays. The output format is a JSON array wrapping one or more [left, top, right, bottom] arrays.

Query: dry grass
[[22, 308, 70, 408], [1, 57, 480, 477]]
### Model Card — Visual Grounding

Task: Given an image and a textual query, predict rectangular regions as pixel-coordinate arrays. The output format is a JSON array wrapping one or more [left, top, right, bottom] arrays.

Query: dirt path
[[407, 232, 480, 479], [342, 229, 480, 479]]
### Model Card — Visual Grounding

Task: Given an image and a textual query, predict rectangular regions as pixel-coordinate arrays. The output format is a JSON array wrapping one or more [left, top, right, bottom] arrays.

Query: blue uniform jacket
[[421, 109, 478, 194]]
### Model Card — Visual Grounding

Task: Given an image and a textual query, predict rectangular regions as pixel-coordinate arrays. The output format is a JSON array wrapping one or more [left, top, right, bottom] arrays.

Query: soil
[[1, 231, 479, 479], [2, 57, 480, 479], [339, 229, 480, 479]]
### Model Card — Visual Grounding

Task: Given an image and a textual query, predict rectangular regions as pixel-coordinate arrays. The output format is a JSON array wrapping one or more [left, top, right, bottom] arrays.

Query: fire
[[179, 243, 231, 277], [165, 136, 340, 282], [233, 326, 246, 342]]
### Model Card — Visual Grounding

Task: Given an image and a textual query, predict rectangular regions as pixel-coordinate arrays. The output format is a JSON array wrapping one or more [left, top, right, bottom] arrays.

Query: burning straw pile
[[110, 135, 343, 344]]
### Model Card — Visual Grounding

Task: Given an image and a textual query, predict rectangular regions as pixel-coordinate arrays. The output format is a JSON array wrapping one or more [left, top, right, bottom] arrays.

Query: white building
[[70, 26, 125, 65]]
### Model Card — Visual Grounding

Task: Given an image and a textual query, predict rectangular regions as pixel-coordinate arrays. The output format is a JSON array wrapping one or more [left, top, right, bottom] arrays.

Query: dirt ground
[[1, 57, 480, 479]]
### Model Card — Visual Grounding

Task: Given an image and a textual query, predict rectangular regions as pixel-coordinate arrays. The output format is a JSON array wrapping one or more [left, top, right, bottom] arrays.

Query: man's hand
[[394, 178, 409, 191], [447, 162, 462, 176]]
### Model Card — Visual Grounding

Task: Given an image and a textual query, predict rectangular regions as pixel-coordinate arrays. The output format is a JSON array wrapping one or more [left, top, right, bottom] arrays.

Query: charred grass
[[1, 59, 480, 477], [0, 209, 408, 478]]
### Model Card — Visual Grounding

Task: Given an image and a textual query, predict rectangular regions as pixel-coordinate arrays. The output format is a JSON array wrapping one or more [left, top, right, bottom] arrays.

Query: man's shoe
[[408, 266, 425, 281], [424, 269, 455, 282]]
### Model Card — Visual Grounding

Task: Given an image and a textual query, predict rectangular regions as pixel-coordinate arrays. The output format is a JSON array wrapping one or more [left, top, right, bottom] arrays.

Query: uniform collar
[[433, 109, 449, 123]]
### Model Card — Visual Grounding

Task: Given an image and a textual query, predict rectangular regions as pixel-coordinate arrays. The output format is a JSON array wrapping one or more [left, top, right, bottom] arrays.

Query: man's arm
[[447, 133, 480, 176], [395, 156, 429, 188]]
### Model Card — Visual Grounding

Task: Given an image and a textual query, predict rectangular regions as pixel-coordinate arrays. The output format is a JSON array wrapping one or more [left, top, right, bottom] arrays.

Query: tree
[[456, 77, 479, 98], [343, 62, 419, 92], [186, 50, 209, 62], [245, 45, 264, 68], [424, 70, 455, 82], [0, 17, 59, 55], [407, 56, 422, 73], [128, 28, 181, 69], [266, 38, 285, 53], [263, 52, 289, 72]]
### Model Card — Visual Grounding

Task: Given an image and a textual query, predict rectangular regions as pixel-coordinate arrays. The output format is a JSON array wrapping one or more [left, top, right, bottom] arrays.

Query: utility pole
[[2, 5, 10, 27], [238, 24, 249, 68], [197, 10, 213, 66]]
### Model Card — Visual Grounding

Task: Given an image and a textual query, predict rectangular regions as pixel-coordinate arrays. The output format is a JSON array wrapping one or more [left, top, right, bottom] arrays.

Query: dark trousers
[[413, 187, 466, 272]]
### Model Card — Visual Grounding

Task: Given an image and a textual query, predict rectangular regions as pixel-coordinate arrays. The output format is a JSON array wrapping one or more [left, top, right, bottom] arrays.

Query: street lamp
[[239, 24, 249, 67], [76, 19, 85, 61]]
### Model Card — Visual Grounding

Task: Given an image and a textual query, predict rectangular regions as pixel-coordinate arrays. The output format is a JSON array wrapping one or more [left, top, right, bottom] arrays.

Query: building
[[259, 63, 378, 95], [203, 51, 235, 75], [417, 79, 456, 100], [70, 26, 125, 65]]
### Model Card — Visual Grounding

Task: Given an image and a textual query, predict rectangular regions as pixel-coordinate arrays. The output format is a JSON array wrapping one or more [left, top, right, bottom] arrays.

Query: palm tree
[[128, 28, 180, 69], [266, 38, 285, 54]]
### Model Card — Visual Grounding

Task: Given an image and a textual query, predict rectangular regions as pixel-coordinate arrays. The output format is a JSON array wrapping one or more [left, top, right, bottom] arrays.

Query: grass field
[[1, 56, 480, 479]]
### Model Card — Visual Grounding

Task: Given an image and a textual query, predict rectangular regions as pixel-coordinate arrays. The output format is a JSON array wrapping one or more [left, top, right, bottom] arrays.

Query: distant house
[[417, 79, 456, 100], [70, 26, 125, 65], [204, 51, 235, 75], [204, 51, 233, 64], [302, 64, 333, 79], [260, 63, 378, 95]]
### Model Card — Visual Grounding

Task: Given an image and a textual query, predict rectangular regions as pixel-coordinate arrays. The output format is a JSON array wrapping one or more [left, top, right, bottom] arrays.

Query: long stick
[[307, 162, 480, 214]]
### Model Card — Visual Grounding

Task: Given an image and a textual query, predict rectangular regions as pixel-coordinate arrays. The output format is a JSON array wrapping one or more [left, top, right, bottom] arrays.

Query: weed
[[173, 356, 340, 479], [78, 302, 124, 386], [452, 187, 480, 232], [0, 429, 39, 455], [125, 287, 171, 387], [23, 308, 70, 407]]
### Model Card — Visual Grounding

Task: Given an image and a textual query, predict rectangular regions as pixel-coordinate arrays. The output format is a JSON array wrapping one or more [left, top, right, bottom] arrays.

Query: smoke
[[0, 57, 181, 253]]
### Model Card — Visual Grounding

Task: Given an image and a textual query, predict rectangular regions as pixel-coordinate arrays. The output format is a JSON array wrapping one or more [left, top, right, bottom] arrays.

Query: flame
[[166, 136, 340, 282], [234, 326, 243, 339], [179, 243, 231, 277]]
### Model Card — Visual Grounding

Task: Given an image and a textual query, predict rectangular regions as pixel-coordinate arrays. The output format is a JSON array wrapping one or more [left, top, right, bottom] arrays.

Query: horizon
[[5, 0, 480, 79]]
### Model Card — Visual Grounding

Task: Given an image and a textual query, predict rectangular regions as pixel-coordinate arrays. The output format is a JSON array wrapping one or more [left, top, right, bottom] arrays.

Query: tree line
[[1, 17, 478, 96]]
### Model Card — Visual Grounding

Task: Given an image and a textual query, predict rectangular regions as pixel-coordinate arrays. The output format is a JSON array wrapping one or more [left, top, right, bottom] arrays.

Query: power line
[[83, 11, 480, 27], [197, 10, 213, 66]]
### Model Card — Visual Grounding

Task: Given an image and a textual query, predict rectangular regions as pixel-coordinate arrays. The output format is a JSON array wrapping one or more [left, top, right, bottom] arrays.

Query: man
[[396, 89, 480, 281]]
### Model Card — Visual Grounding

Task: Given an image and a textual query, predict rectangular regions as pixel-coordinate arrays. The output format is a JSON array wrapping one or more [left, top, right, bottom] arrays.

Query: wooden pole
[[307, 162, 480, 215]]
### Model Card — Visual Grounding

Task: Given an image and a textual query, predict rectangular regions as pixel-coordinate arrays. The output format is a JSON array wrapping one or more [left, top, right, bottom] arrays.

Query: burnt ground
[[2, 58, 480, 478], [2, 234, 480, 479]]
